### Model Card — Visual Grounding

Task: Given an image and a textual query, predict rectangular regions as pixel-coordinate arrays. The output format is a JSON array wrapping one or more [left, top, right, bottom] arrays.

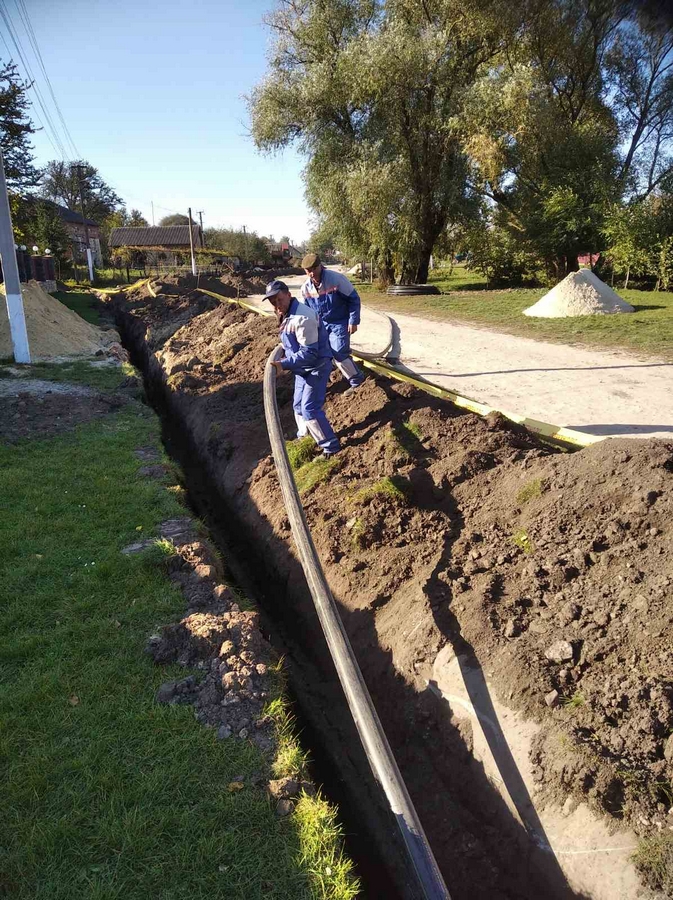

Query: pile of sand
[[523, 269, 635, 317], [0, 281, 117, 361]]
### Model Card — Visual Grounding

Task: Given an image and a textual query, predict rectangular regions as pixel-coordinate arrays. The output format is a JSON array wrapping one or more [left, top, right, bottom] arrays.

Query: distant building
[[109, 225, 204, 266], [265, 240, 302, 265]]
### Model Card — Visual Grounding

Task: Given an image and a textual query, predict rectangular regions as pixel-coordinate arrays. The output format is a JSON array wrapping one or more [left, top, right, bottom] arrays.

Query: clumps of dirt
[[453, 438, 673, 830], [0, 282, 121, 360], [143, 519, 276, 751], [0, 380, 127, 443]]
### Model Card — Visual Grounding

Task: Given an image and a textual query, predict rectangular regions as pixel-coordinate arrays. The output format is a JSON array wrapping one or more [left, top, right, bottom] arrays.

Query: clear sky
[[11, 0, 311, 242]]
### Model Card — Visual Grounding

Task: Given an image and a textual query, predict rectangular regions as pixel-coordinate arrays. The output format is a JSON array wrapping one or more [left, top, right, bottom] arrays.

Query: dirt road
[[255, 275, 672, 441]]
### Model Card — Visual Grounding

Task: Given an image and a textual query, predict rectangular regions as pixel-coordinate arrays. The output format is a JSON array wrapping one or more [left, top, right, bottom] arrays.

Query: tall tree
[[463, 1, 673, 278], [40, 160, 123, 224], [250, 0, 510, 283], [0, 60, 39, 187]]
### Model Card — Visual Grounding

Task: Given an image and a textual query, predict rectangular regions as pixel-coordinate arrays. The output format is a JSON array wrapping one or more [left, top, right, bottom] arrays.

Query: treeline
[[251, 0, 673, 287]]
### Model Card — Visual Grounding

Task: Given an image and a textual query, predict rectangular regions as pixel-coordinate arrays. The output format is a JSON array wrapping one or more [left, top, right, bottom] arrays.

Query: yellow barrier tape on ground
[[359, 359, 601, 449], [197, 288, 275, 317], [147, 280, 157, 298], [168, 287, 602, 452], [96, 278, 149, 295]]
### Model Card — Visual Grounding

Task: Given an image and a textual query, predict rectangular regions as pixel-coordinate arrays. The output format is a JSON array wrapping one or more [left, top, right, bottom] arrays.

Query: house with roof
[[109, 224, 203, 266], [35, 199, 103, 264]]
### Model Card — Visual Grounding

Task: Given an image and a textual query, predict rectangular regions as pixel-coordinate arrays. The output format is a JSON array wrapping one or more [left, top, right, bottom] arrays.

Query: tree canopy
[[0, 60, 39, 187], [158, 213, 189, 226], [251, 0, 673, 283], [203, 226, 270, 261], [40, 160, 123, 224]]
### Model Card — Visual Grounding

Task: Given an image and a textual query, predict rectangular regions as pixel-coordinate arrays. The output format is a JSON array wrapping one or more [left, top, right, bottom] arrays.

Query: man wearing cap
[[300, 253, 365, 395], [264, 280, 341, 457]]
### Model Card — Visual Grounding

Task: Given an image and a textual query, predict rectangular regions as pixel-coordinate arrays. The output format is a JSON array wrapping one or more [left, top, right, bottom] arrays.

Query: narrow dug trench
[[106, 279, 673, 900]]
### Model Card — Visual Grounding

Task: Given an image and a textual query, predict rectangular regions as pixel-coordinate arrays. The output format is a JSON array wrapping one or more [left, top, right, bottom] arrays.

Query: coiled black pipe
[[263, 344, 451, 900]]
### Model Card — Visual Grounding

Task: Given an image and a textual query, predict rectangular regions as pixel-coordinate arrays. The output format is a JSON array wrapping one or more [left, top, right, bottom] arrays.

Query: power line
[[0, 0, 70, 160], [11, 0, 80, 158], [0, 27, 59, 158]]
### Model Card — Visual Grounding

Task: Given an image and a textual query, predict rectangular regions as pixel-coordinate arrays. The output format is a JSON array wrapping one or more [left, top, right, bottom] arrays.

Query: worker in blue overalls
[[300, 253, 365, 395], [266, 280, 341, 457]]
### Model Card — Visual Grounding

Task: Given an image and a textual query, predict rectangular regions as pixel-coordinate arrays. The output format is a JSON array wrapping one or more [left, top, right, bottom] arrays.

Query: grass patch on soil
[[512, 527, 534, 554], [288, 435, 317, 471], [0, 369, 357, 900], [357, 265, 673, 360], [351, 475, 409, 505], [632, 832, 673, 895], [11, 358, 136, 391], [562, 691, 586, 709], [516, 478, 544, 505], [294, 455, 338, 495], [387, 420, 424, 461], [53, 289, 102, 326]]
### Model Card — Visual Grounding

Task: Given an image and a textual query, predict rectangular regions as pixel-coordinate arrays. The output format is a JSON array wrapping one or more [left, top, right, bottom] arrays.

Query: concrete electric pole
[[187, 208, 197, 276], [0, 149, 30, 362]]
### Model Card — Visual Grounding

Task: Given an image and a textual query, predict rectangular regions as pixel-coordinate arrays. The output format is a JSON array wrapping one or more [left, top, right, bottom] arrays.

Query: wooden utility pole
[[187, 207, 197, 276], [0, 149, 30, 362], [242, 224, 248, 262], [197, 210, 205, 247]]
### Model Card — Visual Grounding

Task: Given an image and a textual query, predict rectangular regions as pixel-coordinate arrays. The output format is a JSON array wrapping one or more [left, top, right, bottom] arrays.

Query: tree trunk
[[568, 255, 580, 273], [379, 250, 395, 286], [414, 245, 433, 284], [624, 265, 630, 290]]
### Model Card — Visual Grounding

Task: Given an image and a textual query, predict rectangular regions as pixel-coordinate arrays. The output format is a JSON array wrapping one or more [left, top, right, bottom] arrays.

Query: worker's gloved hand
[[348, 323, 358, 335], [270, 360, 286, 375]]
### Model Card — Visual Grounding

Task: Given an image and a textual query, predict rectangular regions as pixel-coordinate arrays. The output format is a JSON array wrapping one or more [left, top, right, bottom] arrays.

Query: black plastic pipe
[[263, 344, 451, 900]]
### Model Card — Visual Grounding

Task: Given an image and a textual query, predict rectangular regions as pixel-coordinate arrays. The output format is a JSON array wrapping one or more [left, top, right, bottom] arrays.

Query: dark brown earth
[[139, 516, 277, 753], [110, 281, 673, 899], [0, 382, 128, 443]]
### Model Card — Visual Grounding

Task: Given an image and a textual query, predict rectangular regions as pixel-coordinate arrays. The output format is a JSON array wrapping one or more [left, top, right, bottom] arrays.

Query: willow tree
[[462, 0, 673, 279], [250, 0, 513, 283]]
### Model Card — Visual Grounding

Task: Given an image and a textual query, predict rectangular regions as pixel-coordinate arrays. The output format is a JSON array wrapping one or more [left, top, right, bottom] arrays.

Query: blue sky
[[13, 0, 310, 241]]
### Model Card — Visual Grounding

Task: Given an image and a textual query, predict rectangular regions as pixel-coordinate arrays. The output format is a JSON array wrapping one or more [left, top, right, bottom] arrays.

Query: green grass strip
[[0, 367, 357, 900]]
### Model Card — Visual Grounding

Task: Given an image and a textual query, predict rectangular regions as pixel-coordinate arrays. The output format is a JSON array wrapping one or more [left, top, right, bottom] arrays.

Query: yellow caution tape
[[359, 359, 600, 449], [197, 288, 275, 317], [96, 278, 149, 294]]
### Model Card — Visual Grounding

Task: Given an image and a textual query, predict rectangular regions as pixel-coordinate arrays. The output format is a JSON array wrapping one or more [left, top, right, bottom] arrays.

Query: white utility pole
[[0, 149, 30, 363], [187, 207, 197, 276], [151, 200, 155, 226]]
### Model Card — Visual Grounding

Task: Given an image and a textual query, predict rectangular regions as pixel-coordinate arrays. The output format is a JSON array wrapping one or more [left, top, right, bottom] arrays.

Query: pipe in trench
[[264, 344, 450, 900]]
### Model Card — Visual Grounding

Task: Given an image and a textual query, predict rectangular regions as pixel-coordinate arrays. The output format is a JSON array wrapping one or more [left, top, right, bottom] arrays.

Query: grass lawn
[[357, 266, 673, 360], [0, 363, 357, 900], [53, 290, 103, 326]]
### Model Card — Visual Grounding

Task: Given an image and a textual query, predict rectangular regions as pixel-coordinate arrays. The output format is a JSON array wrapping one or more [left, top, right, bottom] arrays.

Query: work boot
[[343, 378, 366, 397]]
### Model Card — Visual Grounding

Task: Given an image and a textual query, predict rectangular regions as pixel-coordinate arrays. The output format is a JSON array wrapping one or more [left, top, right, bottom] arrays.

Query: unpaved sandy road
[[250, 274, 673, 441]]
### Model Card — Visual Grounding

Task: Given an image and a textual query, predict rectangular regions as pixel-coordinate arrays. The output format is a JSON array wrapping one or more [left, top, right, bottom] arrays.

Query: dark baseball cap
[[263, 280, 288, 300], [301, 252, 321, 269]]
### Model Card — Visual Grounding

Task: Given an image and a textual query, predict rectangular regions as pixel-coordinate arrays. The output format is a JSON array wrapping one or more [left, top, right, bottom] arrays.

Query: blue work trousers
[[292, 360, 340, 453], [326, 324, 364, 387]]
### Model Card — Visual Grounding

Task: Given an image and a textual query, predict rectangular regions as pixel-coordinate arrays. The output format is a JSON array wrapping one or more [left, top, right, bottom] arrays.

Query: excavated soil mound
[[1, 282, 120, 360], [113, 284, 673, 898], [524, 269, 635, 317]]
